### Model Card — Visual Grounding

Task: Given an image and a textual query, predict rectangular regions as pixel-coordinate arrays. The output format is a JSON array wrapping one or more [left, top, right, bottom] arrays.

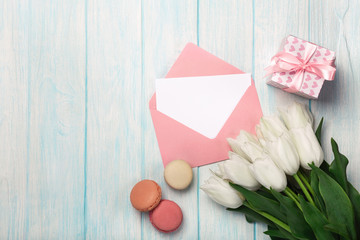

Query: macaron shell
[[130, 180, 162, 212], [164, 160, 193, 190], [149, 200, 183, 233]]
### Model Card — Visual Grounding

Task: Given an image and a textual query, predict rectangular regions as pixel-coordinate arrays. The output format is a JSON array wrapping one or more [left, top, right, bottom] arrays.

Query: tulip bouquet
[[201, 103, 360, 240]]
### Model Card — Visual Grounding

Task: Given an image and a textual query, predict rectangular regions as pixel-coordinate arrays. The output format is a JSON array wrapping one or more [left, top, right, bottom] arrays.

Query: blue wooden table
[[1, 0, 359, 239]]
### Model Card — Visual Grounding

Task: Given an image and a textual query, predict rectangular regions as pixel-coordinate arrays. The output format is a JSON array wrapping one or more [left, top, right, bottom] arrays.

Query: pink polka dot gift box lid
[[265, 35, 336, 99]]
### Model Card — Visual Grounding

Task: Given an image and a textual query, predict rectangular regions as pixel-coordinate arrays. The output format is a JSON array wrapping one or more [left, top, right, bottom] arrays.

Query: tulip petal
[[260, 116, 288, 140], [241, 141, 266, 163], [249, 157, 287, 192], [201, 174, 244, 209], [280, 102, 313, 129], [227, 138, 250, 161], [222, 153, 260, 191], [238, 130, 260, 146], [290, 124, 324, 170], [265, 133, 300, 175]]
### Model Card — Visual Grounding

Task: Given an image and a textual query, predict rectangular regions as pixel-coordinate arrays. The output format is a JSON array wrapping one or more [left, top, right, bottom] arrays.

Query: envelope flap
[[166, 43, 244, 78]]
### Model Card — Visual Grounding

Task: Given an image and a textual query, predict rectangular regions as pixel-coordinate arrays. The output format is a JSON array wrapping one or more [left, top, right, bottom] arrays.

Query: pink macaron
[[149, 200, 183, 233]]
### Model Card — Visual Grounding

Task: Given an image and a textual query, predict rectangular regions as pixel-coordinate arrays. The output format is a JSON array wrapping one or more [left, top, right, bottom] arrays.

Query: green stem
[[243, 202, 291, 233], [261, 187, 272, 194], [294, 173, 315, 206], [284, 187, 302, 211], [298, 171, 316, 197], [285, 187, 298, 200]]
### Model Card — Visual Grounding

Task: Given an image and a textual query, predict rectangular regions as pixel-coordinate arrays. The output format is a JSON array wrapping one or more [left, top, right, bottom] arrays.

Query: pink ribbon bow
[[265, 43, 336, 93]]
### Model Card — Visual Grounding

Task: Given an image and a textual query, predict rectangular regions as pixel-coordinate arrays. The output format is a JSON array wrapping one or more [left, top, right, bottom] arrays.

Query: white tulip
[[227, 131, 267, 163], [257, 116, 288, 141], [215, 152, 260, 191], [257, 116, 300, 175], [289, 124, 324, 169], [212, 161, 226, 178], [227, 138, 249, 160], [280, 102, 313, 129], [249, 156, 287, 192], [280, 103, 324, 170], [201, 173, 244, 208]]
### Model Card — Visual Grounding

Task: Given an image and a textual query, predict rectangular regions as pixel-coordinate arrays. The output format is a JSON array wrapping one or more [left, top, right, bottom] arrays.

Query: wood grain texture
[[1, 0, 86, 239], [86, 0, 142, 239], [198, 0, 254, 239], [26, 0, 86, 238], [0, 1, 29, 239], [142, 1, 198, 239], [1, 0, 360, 239], [310, 0, 360, 189]]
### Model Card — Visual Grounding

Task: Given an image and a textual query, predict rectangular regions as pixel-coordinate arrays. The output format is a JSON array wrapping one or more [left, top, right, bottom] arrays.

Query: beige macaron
[[164, 160, 193, 190]]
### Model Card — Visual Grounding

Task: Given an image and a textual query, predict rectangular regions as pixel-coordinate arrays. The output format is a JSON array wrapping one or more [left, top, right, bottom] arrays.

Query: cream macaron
[[164, 160, 193, 190]]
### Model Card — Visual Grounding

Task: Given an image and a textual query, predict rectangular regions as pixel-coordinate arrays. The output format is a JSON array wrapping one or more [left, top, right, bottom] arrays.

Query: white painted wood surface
[[85, 0, 142, 239], [1, 0, 86, 239], [0, 0, 359, 239]]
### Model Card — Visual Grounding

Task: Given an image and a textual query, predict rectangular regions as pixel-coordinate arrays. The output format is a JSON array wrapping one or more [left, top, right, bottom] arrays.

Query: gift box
[[265, 35, 336, 99]]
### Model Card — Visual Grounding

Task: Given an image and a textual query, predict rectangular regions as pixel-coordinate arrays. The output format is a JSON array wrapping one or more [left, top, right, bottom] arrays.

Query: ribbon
[[265, 43, 336, 93]]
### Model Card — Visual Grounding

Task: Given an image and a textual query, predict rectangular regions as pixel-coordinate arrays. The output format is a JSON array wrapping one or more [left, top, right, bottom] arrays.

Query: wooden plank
[[197, 0, 254, 239], [86, 0, 143, 239], [254, 0, 310, 115], [141, 1, 198, 239], [310, 0, 360, 189], [253, 1, 309, 239], [0, 0, 86, 238], [25, 0, 86, 238], [0, 0, 29, 238]]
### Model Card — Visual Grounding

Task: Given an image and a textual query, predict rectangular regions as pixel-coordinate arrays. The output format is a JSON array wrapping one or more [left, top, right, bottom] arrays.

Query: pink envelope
[[149, 43, 263, 167]]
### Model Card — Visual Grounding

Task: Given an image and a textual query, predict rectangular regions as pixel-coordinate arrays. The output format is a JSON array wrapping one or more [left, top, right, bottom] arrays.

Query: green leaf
[[258, 187, 278, 201], [348, 182, 360, 238], [329, 138, 349, 193], [312, 166, 356, 240], [228, 205, 275, 228], [271, 189, 315, 240], [244, 215, 257, 224], [310, 167, 326, 213], [266, 226, 287, 240], [315, 117, 324, 145], [230, 183, 287, 223], [324, 223, 350, 239], [276, 227, 299, 240], [264, 230, 286, 238], [265, 225, 298, 240], [299, 195, 336, 240]]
